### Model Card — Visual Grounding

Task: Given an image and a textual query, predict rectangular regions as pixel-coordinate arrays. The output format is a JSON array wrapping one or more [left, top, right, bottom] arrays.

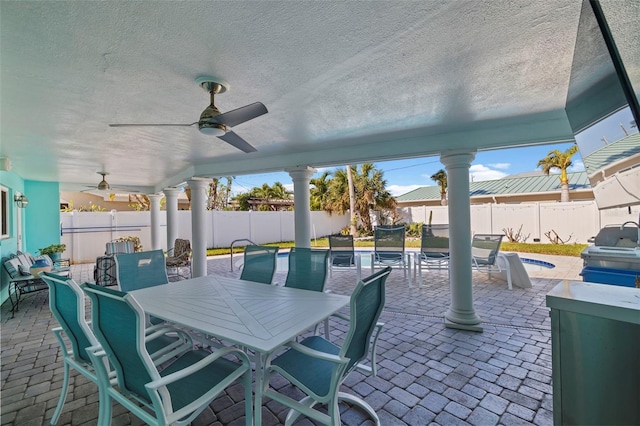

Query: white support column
[[149, 194, 163, 251], [163, 188, 180, 252], [187, 179, 209, 278], [441, 151, 483, 332], [287, 166, 316, 248]]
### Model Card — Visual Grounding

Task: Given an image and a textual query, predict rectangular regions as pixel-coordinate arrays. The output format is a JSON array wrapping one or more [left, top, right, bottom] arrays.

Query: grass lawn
[[207, 238, 588, 257]]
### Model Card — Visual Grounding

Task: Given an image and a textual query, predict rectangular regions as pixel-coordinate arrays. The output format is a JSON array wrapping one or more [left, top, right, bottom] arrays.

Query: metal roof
[[582, 133, 640, 174], [397, 171, 591, 202]]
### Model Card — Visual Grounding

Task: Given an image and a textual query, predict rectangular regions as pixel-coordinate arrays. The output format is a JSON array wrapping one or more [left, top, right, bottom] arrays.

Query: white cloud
[[388, 184, 422, 197], [569, 160, 585, 172], [469, 164, 508, 182], [314, 167, 334, 174], [489, 162, 510, 170]]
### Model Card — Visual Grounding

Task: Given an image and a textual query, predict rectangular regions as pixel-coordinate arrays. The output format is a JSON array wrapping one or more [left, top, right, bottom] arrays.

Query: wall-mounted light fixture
[[14, 193, 29, 208]]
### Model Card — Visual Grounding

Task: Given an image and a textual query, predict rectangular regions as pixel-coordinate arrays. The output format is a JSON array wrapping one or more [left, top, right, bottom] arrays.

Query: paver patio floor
[[1, 252, 583, 425]]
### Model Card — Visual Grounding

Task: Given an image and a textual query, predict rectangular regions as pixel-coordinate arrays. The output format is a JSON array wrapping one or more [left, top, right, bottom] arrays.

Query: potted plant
[[39, 243, 66, 262]]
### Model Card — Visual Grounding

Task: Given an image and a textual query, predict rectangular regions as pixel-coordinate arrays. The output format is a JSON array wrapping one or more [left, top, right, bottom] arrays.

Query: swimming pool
[[275, 252, 555, 272]]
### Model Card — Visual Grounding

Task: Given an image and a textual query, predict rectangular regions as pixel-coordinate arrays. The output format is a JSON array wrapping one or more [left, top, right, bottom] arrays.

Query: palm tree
[[207, 177, 233, 210], [537, 145, 579, 202], [310, 171, 332, 211], [430, 169, 448, 206], [324, 164, 395, 234], [232, 182, 293, 211], [345, 165, 358, 237]]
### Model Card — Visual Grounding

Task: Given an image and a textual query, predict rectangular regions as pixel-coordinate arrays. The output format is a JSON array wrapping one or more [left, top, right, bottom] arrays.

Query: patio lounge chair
[[40, 272, 194, 425], [371, 225, 411, 285], [328, 234, 361, 281], [471, 233, 505, 279], [240, 245, 279, 284], [166, 238, 192, 280], [414, 224, 450, 287], [263, 267, 392, 426], [83, 284, 253, 426]]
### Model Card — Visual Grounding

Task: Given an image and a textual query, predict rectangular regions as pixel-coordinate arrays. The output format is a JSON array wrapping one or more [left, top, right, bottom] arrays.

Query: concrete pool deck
[[1, 252, 585, 425]]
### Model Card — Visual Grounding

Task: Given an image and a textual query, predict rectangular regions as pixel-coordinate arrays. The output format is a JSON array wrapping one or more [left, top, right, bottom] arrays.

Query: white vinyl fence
[[62, 210, 349, 264], [399, 200, 640, 244], [62, 201, 639, 264]]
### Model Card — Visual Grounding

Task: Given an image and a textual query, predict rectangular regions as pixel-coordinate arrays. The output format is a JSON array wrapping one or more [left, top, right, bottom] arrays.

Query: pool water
[[519, 257, 555, 272], [275, 252, 555, 272]]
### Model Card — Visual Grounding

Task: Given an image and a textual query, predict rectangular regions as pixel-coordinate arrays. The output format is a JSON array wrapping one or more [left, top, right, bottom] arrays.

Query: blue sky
[[231, 108, 637, 197]]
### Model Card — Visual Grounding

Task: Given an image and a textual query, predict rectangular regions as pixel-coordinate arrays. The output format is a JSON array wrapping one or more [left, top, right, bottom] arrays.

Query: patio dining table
[[129, 274, 350, 425]]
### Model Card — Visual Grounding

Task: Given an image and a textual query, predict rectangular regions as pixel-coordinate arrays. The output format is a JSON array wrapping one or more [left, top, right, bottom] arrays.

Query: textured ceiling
[[0, 1, 633, 193]]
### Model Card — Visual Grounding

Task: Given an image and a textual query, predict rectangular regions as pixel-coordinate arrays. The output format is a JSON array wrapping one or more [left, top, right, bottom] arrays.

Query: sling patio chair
[[114, 250, 169, 292], [262, 267, 392, 426], [328, 234, 361, 281], [40, 272, 194, 425], [471, 233, 505, 279], [115, 250, 169, 325], [284, 247, 332, 339], [414, 224, 450, 287], [326, 237, 383, 376], [284, 247, 330, 292], [371, 225, 411, 286], [166, 238, 192, 281], [239, 244, 279, 284], [83, 284, 253, 426]]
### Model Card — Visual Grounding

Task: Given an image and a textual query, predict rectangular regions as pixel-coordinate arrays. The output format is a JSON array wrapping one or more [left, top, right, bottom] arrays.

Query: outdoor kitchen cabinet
[[546, 281, 640, 425]]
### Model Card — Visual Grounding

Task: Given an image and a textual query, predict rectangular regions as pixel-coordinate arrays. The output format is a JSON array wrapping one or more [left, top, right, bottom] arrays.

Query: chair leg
[[50, 361, 70, 425], [242, 367, 253, 425], [338, 391, 381, 426]]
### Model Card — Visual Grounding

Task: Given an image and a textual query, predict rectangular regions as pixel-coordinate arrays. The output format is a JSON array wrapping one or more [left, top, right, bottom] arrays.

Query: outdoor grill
[[580, 224, 640, 287]]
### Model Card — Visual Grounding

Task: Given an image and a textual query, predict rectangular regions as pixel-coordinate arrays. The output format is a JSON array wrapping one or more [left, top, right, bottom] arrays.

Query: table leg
[[254, 352, 264, 426]]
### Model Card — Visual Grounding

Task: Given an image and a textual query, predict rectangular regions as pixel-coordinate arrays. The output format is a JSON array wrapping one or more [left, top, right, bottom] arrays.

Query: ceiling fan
[[82, 172, 139, 193], [109, 78, 268, 153]]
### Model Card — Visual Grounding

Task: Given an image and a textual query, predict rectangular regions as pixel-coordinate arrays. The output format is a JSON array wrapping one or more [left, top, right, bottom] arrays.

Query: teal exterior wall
[[0, 170, 26, 304], [0, 175, 59, 306], [24, 180, 61, 255]]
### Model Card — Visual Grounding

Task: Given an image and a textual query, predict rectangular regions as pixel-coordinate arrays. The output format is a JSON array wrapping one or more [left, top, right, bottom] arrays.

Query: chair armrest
[[144, 325, 194, 345], [278, 340, 347, 365], [145, 346, 250, 389]]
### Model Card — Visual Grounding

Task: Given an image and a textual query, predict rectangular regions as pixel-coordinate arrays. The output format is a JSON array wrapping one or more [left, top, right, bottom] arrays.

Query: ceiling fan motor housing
[[199, 104, 227, 136]]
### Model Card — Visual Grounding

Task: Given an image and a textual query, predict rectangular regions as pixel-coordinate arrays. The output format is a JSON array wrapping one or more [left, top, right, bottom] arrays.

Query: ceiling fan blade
[[218, 131, 257, 153], [109, 123, 197, 127], [209, 102, 268, 128]]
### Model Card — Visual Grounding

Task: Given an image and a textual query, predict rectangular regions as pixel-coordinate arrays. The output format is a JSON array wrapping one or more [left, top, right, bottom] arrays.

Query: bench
[[2, 251, 71, 318]]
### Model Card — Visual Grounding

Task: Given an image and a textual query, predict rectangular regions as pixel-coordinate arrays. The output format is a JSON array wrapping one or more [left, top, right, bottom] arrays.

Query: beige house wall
[[60, 192, 191, 211], [397, 189, 594, 208]]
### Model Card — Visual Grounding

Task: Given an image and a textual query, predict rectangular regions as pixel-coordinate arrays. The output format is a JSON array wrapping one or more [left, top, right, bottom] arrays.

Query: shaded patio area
[[1, 252, 583, 425]]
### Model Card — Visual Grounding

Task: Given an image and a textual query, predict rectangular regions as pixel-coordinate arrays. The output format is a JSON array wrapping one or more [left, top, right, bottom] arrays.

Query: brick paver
[[1, 252, 575, 425]]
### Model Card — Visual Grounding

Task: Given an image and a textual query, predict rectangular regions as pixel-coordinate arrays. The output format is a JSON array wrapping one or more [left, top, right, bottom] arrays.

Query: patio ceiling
[[0, 1, 636, 193]]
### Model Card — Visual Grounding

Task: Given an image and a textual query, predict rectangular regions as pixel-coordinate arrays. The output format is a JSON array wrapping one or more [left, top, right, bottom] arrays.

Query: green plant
[[405, 222, 423, 238], [39, 243, 66, 255]]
